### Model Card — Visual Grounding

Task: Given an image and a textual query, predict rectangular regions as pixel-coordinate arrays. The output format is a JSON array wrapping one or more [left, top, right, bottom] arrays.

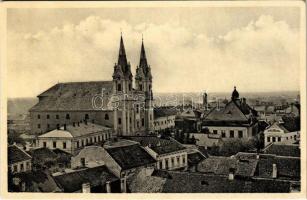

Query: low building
[[8, 145, 32, 174], [202, 87, 258, 139], [125, 136, 188, 171], [36, 122, 112, 154], [264, 122, 300, 147], [153, 107, 177, 133]]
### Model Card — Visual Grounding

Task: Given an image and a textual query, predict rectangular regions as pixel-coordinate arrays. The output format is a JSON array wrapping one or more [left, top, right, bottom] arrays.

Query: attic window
[[201, 180, 209, 186]]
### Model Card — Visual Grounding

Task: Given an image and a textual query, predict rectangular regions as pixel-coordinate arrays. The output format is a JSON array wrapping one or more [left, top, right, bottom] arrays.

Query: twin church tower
[[111, 34, 154, 135]]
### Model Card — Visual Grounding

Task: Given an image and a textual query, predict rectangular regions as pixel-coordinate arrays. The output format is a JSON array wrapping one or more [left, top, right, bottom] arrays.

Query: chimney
[[64, 124, 67, 130], [228, 168, 235, 180], [272, 163, 277, 178], [105, 181, 111, 193], [82, 183, 91, 193], [73, 122, 75, 127], [120, 176, 127, 193]]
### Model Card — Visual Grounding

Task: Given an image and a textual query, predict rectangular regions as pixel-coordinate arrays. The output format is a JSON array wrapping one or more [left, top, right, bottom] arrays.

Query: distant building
[[202, 87, 258, 139], [175, 109, 202, 132], [8, 145, 32, 174], [153, 107, 177, 133], [125, 136, 188, 170], [264, 122, 300, 147], [36, 122, 112, 154]]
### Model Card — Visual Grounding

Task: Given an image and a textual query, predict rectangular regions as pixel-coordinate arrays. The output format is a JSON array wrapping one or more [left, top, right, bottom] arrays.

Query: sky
[[7, 6, 302, 98]]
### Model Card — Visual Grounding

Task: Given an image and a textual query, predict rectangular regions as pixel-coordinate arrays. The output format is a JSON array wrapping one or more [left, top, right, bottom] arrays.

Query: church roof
[[30, 81, 113, 111], [203, 101, 249, 124]]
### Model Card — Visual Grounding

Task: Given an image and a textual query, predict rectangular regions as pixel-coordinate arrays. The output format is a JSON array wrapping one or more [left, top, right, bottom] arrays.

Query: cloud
[[7, 14, 300, 97]]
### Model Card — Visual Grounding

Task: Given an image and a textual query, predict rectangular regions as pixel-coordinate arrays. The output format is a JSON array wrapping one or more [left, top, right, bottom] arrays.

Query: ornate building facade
[[30, 35, 154, 136]]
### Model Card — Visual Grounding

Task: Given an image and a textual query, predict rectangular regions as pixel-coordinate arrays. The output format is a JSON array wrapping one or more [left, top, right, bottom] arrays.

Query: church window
[[139, 84, 143, 91], [105, 114, 109, 120], [66, 114, 70, 120], [37, 114, 40, 119], [137, 121, 139, 128], [117, 83, 122, 91], [118, 118, 122, 125], [142, 118, 145, 126], [136, 105, 139, 113], [150, 115, 152, 120], [149, 84, 152, 90], [129, 83, 132, 91], [130, 117, 132, 123]]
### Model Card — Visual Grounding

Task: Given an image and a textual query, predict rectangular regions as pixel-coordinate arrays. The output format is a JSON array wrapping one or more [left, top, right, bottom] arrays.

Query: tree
[[8, 130, 26, 146]]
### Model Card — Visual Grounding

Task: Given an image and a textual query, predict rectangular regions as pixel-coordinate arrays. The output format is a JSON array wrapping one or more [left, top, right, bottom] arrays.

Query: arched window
[[105, 113, 109, 120], [117, 83, 122, 91], [129, 83, 132, 91]]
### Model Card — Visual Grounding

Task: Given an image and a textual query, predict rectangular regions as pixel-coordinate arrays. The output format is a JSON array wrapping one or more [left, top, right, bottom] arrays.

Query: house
[[264, 122, 300, 147], [53, 165, 119, 193], [153, 107, 177, 133], [202, 87, 258, 140], [175, 109, 202, 132], [8, 145, 32, 174], [124, 136, 188, 170], [36, 122, 112, 154]]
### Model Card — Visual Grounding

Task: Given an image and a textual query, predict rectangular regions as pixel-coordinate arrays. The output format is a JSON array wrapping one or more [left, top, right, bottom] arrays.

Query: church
[[29, 35, 154, 137]]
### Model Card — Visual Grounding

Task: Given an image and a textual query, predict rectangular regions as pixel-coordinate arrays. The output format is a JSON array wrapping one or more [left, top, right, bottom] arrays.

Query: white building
[[264, 122, 300, 147], [36, 122, 112, 154]]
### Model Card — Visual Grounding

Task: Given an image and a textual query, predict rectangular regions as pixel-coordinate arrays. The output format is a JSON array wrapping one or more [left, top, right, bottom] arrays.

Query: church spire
[[118, 34, 128, 70], [139, 36, 148, 68]]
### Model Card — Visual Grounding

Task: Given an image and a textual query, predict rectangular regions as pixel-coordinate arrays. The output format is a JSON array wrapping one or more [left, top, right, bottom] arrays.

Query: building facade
[[36, 122, 112, 154], [29, 36, 154, 137], [8, 145, 32, 174]]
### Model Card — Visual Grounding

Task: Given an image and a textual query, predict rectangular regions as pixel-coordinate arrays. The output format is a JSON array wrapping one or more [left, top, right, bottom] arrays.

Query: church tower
[[135, 38, 154, 133], [112, 34, 133, 136]]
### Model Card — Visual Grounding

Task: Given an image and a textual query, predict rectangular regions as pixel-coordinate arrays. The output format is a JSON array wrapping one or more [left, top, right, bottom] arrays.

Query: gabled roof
[[105, 144, 156, 170], [30, 81, 113, 111], [53, 165, 118, 192], [124, 136, 186, 155], [38, 122, 111, 138], [13, 170, 61, 192], [8, 145, 32, 165], [202, 100, 256, 127]]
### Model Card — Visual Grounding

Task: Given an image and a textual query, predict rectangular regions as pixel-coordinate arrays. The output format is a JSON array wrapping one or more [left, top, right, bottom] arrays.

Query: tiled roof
[[149, 170, 291, 193], [204, 101, 248, 122], [124, 136, 186, 155], [264, 144, 300, 157], [154, 107, 177, 119], [53, 165, 118, 192], [14, 170, 61, 192], [187, 152, 206, 166], [105, 144, 156, 170], [8, 145, 32, 165], [38, 122, 111, 138], [197, 156, 258, 178], [28, 147, 58, 160], [30, 81, 113, 111], [257, 155, 300, 180]]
